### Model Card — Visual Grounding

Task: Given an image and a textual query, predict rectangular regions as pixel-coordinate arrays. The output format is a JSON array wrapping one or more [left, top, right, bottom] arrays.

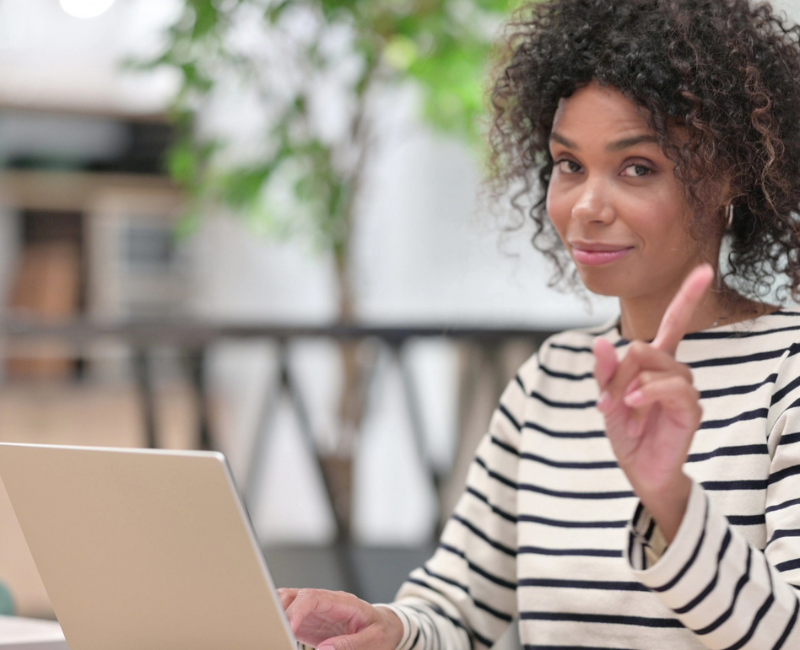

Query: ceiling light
[[59, 0, 116, 19]]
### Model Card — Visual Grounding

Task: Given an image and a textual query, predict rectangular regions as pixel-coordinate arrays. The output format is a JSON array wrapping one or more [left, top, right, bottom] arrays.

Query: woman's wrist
[[375, 605, 404, 649], [637, 473, 692, 544]]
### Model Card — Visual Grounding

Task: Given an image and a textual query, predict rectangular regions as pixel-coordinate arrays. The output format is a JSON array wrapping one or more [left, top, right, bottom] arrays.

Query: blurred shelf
[[0, 170, 181, 213], [0, 100, 170, 124]]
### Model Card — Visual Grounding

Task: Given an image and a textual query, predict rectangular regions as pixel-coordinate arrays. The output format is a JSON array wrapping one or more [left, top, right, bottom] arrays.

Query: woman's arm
[[627, 475, 800, 649], [593, 267, 713, 543], [623, 363, 800, 649], [595, 267, 800, 648]]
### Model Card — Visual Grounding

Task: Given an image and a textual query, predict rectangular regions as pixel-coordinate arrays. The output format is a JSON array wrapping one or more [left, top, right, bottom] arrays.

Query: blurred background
[[0, 0, 796, 646]]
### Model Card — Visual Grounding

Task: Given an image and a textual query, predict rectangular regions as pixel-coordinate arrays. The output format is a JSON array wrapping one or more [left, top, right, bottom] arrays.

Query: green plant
[[0, 581, 13, 616], [148, 0, 518, 321]]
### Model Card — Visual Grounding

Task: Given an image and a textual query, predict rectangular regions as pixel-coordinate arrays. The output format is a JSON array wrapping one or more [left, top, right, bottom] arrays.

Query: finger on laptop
[[277, 587, 299, 611], [282, 588, 336, 635]]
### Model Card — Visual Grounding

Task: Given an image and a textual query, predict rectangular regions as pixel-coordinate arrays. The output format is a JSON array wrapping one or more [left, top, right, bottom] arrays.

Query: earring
[[725, 204, 735, 229]]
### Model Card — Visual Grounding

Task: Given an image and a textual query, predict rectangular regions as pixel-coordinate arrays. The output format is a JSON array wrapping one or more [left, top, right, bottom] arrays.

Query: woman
[[280, 0, 800, 647]]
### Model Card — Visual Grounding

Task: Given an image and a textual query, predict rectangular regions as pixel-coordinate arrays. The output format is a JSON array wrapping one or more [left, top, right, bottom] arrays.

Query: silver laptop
[[0, 443, 297, 650]]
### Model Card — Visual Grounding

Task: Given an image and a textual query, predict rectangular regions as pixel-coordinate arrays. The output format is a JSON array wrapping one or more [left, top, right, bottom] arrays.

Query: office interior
[[8, 0, 799, 648]]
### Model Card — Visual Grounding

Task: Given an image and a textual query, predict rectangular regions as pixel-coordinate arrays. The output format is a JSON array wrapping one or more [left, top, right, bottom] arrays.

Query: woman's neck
[[618, 287, 727, 342], [618, 286, 774, 342]]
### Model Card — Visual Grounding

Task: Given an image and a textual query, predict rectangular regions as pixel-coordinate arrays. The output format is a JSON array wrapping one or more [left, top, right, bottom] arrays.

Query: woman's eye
[[556, 160, 581, 174], [621, 164, 652, 177]]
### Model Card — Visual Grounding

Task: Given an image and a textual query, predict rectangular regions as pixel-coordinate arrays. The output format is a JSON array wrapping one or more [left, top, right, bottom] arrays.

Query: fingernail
[[597, 391, 610, 411], [624, 390, 644, 407]]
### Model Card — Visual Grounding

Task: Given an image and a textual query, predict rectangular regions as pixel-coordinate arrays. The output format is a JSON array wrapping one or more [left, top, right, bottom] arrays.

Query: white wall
[[0, 0, 180, 113]]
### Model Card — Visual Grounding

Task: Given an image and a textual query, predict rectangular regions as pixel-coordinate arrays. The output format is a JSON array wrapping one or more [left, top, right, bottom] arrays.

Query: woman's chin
[[574, 270, 628, 298]]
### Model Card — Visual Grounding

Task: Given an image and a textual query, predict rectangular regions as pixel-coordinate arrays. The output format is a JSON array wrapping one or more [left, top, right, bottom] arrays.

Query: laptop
[[0, 443, 298, 650]]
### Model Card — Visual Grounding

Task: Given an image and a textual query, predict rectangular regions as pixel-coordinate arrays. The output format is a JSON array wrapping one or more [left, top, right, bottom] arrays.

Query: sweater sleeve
[[626, 344, 800, 650], [383, 361, 529, 650]]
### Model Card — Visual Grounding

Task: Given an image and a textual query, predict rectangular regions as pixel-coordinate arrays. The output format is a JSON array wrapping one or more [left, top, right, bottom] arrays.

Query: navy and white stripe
[[390, 310, 800, 649]]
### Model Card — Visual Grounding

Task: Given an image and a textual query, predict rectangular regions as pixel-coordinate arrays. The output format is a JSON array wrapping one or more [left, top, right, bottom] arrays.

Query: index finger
[[652, 264, 715, 355]]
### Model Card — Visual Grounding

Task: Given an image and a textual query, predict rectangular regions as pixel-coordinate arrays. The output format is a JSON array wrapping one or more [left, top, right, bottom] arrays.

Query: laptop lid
[[0, 443, 297, 650]]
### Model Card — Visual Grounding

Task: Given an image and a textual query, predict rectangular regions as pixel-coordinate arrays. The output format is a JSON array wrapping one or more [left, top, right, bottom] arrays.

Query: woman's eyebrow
[[549, 132, 658, 152], [606, 134, 658, 151], [549, 132, 577, 149]]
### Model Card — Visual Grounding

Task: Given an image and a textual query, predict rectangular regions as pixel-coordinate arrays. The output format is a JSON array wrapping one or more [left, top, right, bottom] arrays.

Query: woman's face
[[546, 82, 719, 304]]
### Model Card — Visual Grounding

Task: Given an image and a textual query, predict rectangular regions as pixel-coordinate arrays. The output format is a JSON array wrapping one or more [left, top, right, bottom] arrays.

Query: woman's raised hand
[[593, 264, 715, 541], [279, 587, 403, 650]]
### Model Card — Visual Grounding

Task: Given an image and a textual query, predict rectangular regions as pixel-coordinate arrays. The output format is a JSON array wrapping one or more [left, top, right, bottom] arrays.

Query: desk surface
[[0, 616, 67, 649]]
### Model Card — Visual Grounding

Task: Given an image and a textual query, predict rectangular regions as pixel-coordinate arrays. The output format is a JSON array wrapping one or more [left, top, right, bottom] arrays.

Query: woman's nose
[[571, 180, 615, 224]]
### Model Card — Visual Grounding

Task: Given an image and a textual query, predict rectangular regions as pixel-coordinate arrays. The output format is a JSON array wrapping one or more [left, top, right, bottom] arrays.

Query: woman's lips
[[571, 245, 633, 266]]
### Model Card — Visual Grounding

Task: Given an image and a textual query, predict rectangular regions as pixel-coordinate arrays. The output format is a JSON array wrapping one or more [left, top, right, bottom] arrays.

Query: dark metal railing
[[0, 319, 561, 593]]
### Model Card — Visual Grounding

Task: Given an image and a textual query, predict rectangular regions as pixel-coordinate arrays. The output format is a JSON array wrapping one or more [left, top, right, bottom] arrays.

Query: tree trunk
[[319, 253, 364, 540], [319, 73, 376, 541]]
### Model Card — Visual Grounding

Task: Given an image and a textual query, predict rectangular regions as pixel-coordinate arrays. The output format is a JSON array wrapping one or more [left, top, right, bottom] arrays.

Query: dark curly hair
[[489, 0, 800, 301]]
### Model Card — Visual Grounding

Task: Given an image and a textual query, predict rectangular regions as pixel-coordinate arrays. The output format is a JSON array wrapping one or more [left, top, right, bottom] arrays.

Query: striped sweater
[[387, 309, 800, 649]]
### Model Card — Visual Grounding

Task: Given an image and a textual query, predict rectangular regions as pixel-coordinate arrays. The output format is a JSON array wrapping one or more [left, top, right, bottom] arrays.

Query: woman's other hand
[[593, 264, 714, 542], [279, 587, 404, 650]]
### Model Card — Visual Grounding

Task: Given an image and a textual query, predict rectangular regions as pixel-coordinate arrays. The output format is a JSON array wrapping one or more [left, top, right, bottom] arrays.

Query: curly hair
[[489, 0, 800, 301]]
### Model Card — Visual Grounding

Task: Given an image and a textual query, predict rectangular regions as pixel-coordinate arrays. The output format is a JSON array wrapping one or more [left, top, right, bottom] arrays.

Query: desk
[[0, 616, 67, 650]]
